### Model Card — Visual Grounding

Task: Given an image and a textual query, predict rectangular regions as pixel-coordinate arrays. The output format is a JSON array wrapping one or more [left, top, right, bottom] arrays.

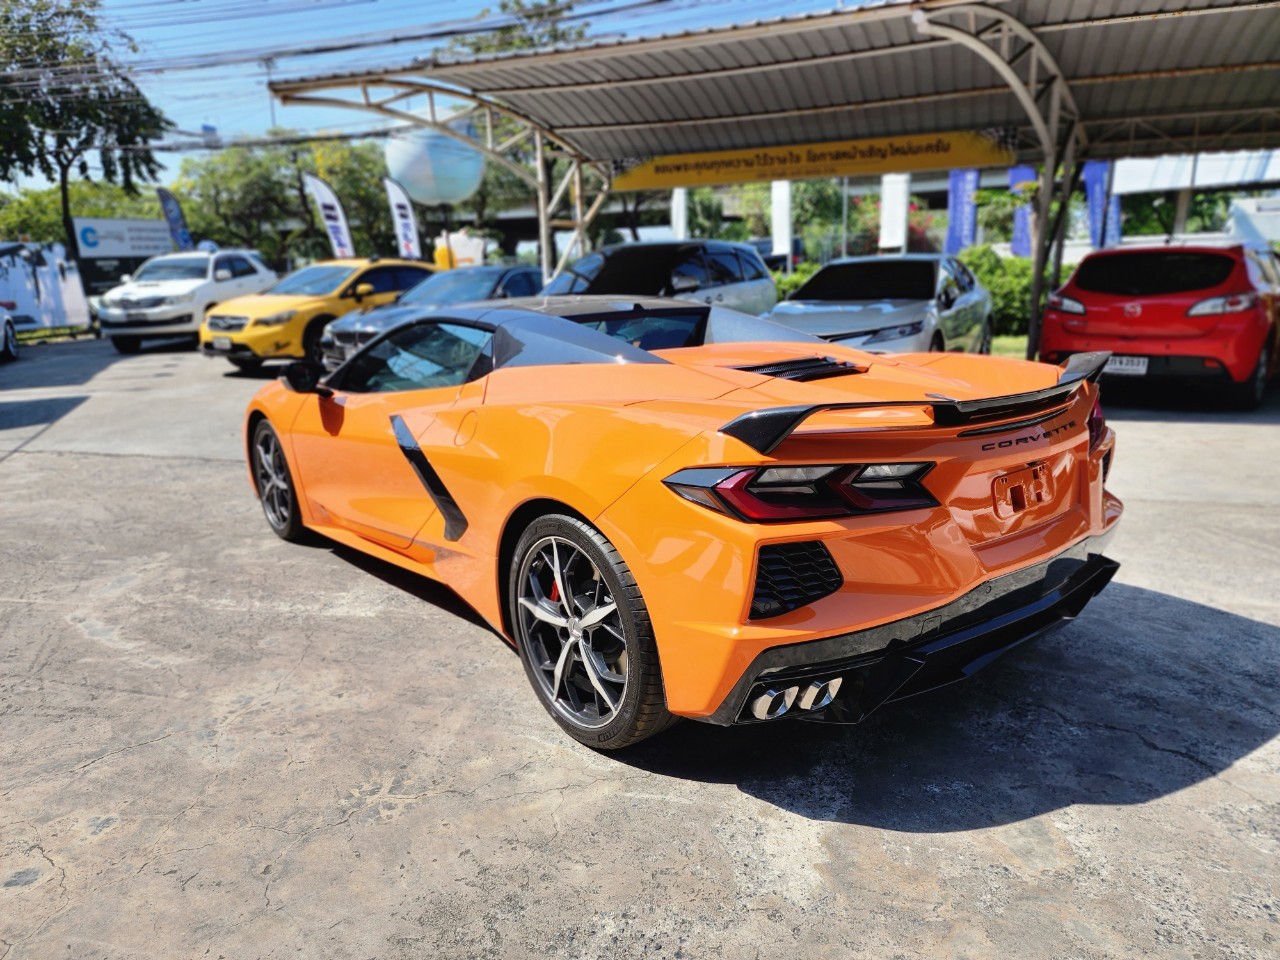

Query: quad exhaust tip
[[750, 677, 843, 720]]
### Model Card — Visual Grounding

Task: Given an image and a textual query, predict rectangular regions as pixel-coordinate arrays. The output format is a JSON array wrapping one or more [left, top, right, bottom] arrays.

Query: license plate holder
[[993, 463, 1053, 519], [212, 336, 232, 351], [1103, 355, 1148, 376], [126, 311, 148, 322]]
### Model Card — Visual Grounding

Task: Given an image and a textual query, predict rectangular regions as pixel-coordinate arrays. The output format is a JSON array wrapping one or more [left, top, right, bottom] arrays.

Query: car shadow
[[326, 541, 495, 633], [612, 583, 1278, 831], [1101, 378, 1279, 424], [0, 395, 88, 431]]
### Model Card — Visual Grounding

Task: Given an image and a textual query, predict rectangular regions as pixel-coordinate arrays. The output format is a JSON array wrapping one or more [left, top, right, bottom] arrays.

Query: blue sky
[[91, 0, 847, 182]]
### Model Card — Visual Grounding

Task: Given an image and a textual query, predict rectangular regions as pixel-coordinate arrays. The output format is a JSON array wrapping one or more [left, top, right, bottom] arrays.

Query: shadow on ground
[[611, 584, 1278, 831], [0, 395, 87, 431], [1102, 378, 1279, 424], [0, 336, 198, 392]]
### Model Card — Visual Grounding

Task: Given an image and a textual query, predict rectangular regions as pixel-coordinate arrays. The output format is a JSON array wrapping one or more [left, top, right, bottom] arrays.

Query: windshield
[[544, 247, 687, 297], [401, 269, 501, 305], [1074, 252, 1235, 296], [133, 257, 208, 281], [792, 261, 937, 301], [269, 265, 357, 296]]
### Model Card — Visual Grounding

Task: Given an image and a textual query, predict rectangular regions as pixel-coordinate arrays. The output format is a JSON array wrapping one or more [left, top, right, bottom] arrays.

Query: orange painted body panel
[[244, 334, 1121, 720]]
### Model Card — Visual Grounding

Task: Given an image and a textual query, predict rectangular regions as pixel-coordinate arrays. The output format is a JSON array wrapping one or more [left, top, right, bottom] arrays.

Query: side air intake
[[750, 541, 843, 619]]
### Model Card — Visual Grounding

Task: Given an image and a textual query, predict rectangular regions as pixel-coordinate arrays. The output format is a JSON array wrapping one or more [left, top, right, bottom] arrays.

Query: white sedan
[[765, 254, 992, 354]]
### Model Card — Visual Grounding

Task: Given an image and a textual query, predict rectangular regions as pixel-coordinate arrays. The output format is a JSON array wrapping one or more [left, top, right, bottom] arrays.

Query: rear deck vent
[[735, 356, 862, 382], [751, 541, 843, 619]]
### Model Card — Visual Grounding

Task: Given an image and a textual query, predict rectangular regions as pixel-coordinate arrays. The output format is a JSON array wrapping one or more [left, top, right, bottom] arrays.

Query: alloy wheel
[[253, 427, 292, 530], [516, 535, 629, 729]]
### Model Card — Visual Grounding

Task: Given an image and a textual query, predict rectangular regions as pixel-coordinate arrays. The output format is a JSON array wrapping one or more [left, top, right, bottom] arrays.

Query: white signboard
[[879, 173, 911, 251], [71, 218, 173, 259]]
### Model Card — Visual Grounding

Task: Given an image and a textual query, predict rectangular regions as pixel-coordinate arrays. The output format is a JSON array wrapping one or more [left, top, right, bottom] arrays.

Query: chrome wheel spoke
[[550, 635, 577, 700], [578, 601, 616, 630], [519, 595, 568, 628]]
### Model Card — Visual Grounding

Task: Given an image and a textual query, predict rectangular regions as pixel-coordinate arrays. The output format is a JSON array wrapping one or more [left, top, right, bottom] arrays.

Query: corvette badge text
[[981, 419, 1077, 451]]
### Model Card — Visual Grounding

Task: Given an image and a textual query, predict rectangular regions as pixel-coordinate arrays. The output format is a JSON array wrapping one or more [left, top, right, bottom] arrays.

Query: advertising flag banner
[[612, 131, 1016, 191], [1083, 160, 1113, 248], [155, 188, 194, 251], [303, 173, 356, 258], [1008, 165, 1036, 258], [383, 178, 422, 259], [944, 168, 979, 254], [1105, 195, 1122, 247]]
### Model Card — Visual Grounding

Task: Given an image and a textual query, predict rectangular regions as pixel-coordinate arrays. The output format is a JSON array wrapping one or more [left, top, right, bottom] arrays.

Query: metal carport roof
[[272, 0, 1280, 164]]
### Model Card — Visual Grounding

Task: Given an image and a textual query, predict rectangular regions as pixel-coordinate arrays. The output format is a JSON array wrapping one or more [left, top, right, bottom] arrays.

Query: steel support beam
[[274, 76, 611, 281], [915, 3, 1085, 360]]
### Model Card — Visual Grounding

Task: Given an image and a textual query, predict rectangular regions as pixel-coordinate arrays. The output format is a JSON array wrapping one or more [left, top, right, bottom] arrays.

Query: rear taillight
[[1087, 393, 1106, 451], [1187, 292, 1259, 316], [664, 463, 936, 523], [1047, 292, 1086, 315]]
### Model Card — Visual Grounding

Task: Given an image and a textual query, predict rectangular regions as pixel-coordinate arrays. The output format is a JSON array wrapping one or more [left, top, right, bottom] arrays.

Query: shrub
[[959, 244, 1039, 336], [770, 261, 820, 299]]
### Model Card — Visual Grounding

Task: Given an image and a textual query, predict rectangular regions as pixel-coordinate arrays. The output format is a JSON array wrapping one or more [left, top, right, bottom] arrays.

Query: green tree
[[0, 0, 169, 258], [447, 0, 587, 56], [0, 181, 159, 243]]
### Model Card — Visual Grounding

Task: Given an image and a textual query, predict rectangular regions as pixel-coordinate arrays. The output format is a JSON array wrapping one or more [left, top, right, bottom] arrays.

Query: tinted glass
[[574, 310, 707, 351], [401, 268, 501, 305], [706, 250, 743, 286], [357, 267, 402, 295], [737, 251, 769, 281], [269, 265, 357, 295], [397, 267, 432, 289], [499, 270, 541, 297], [342, 322, 491, 393], [1074, 252, 1236, 296], [950, 259, 974, 292], [226, 256, 256, 278], [133, 257, 209, 281], [792, 261, 937, 301], [672, 249, 709, 289], [558, 246, 695, 296]]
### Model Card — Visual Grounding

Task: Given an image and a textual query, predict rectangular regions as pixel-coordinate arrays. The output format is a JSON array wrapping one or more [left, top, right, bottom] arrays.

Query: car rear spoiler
[[719, 351, 1111, 455]]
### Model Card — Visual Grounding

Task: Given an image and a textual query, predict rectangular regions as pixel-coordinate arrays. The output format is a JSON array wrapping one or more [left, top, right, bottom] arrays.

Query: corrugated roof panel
[[273, 0, 1280, 164]]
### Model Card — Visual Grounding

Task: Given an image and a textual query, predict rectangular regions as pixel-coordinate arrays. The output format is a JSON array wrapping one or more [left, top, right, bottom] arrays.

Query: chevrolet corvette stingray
[[244, 296, 1122, 748]]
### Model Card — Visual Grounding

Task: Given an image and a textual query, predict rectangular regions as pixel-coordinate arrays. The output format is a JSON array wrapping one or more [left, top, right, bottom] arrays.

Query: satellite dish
[[384, 119, 486, 206]]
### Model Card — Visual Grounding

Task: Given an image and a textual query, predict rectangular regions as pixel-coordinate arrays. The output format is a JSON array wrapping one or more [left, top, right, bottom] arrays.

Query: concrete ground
[[1, 338, 1276, 960]]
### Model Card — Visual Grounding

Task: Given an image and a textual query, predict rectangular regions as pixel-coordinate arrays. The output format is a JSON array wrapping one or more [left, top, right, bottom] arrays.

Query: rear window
[[1074, 252, 1236, 296], [792, 261, 936, 301]]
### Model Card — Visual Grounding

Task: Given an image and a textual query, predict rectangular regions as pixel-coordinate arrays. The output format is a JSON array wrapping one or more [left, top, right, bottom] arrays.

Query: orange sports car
[[243, 297, 1122, 749]]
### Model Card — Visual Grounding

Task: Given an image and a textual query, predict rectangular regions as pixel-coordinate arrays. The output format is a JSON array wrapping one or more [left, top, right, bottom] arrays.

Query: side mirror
[[214, 268, 232, 281], [281, 360, 332, 397], [670, 273, 700, 294], [120, 273, 132, 283], [352, 282, 375, 302]]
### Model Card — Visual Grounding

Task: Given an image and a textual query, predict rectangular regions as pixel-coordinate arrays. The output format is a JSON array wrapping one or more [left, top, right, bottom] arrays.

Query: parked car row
[[94, 237, 1277, 412]]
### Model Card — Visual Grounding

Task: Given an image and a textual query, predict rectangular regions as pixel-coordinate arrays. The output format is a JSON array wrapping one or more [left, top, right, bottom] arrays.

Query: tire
[[1227, 344, 1269, 411], [302, 317, 333, 365], [0, 319, 17, 362], [977, 321, 992, 355], [929, 333, 946, 352], [250, 419, 308, 542], [111, 336, 142, 355], [228, 357, 263, 372], [509, 514, 675, 750]]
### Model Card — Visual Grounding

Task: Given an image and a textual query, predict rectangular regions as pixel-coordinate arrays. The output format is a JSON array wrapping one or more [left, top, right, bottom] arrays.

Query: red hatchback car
[[1041, 244, 1280, 408]]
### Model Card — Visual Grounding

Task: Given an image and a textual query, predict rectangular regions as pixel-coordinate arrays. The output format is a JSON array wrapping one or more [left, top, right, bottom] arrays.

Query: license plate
[[126, 311, 148, 322], [212, 336, 232, 351], [1103, 355, 1148, 376]]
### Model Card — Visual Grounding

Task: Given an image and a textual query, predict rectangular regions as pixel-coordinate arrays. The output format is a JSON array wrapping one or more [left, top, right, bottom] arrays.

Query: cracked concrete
[[1, 339, 1278, 959]]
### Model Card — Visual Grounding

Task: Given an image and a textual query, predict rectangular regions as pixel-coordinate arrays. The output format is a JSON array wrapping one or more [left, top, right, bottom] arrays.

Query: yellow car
[[200, 257, 435, 369]]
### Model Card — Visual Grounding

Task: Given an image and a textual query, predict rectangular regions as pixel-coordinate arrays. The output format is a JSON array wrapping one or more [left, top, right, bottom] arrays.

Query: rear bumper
[[1040, 319, 1268, 384], [702, 529, 1118, 726]]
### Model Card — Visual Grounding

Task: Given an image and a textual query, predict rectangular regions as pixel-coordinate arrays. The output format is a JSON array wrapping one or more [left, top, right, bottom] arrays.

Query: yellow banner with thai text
[[612, 131, 1016, 191]]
